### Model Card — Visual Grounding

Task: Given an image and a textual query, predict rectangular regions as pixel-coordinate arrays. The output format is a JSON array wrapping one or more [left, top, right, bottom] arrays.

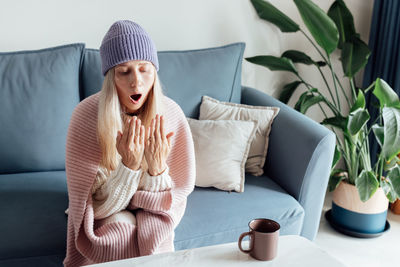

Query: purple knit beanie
[[100, 20, 159, 76]]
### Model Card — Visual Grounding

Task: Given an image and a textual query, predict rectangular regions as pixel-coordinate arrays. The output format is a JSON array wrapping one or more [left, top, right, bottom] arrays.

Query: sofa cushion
[[174, 174, 305, 250], [0, 171, 68, 260], [0, 44, 85, 174], [80, 43, 245, 118]]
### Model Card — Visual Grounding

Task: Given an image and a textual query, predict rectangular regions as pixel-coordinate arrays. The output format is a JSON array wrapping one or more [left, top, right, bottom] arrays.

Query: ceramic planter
[[332, 181, 388, 233], [390, 199, 400, 214]]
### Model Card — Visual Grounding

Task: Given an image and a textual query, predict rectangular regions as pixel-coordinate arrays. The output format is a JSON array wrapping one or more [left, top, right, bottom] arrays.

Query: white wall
[[0, 0, 374, 122]]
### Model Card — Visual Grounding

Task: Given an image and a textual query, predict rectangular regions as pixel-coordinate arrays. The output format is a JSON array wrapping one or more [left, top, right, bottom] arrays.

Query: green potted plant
[[247, 0, 400, 234]]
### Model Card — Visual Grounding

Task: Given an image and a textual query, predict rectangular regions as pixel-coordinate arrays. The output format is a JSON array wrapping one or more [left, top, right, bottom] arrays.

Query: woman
[[63, 20, 195, 266]]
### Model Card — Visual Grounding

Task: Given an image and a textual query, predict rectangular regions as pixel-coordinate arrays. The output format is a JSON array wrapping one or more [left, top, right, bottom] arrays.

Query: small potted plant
[[247, 0, 400, 234]]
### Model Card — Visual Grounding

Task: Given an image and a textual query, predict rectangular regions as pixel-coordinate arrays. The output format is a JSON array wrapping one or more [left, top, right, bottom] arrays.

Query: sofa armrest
[[241, 86, 336, 240]]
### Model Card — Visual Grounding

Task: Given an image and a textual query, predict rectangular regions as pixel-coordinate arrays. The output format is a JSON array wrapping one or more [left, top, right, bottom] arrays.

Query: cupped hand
[[144, 114, 174, 176], [116, 116, 145, 170]]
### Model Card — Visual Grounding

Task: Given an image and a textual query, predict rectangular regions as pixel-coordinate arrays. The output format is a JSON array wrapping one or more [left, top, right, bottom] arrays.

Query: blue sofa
[[0, 42, 336, 266]]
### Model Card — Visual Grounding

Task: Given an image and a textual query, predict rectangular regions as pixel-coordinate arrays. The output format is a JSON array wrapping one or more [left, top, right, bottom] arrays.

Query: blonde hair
[[97, 66, 164, 171]]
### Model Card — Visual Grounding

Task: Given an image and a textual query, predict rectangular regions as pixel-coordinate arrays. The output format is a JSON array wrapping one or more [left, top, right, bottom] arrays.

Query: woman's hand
[[116, 116, 145, 170], [145, 114, 174, 176]]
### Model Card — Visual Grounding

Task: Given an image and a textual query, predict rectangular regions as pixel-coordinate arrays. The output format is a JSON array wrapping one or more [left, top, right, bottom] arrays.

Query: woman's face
[[114, 60, 155, 114]]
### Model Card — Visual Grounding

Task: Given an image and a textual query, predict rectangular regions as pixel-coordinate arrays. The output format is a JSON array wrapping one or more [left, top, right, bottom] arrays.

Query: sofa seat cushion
[[174, 174, 305, 250], [0, 171, 68, 261]]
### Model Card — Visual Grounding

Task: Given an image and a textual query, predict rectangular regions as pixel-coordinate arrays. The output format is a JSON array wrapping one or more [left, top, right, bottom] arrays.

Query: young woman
[[63, 20, 195, 266]]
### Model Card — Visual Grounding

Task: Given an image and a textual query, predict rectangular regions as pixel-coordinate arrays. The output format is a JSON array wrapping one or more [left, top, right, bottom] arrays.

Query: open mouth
[[130, 94, 142, 103]]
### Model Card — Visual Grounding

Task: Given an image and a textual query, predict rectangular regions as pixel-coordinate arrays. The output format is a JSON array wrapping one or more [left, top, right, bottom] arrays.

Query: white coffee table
[[87, 235, 346, 267]]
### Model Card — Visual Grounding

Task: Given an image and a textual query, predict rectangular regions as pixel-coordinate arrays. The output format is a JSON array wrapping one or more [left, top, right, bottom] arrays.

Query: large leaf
[[250, 0, 300, 32], [387, 165, 400, 198], [321, 115, 347, 131], [279, 81, 302, 104], [294, 0, 339, 54], [332, 145, 341, 168], [355, 170, 379, 202], [281, 50, 326, 66], [372, 124, 384, 148], [328, 170, 347, 192], [380, 178, 397, 203], [246, 56, 298, 74], [350, 89, 366, 113], [373, 78, 400, 108], [327, 0, 356, 49], [347, 108, 370, 135], [341, 37, 371, 78], [382, 107, 400, 161], [294, 91, 325, 114]]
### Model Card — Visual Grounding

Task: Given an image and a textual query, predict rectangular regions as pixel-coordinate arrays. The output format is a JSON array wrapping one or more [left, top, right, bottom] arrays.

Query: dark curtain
[[362, 0, 400, 166]]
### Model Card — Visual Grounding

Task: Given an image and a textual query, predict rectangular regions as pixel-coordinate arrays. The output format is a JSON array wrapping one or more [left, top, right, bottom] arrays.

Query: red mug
[[238, 218, 280, 261]]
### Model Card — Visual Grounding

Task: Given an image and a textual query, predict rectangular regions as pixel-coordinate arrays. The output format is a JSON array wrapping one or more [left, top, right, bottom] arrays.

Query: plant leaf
[[332, 145, 341, 168], [349, 90, 366, 113], [279, 81, 302, 104], [321, 115, 347, 131], [387, 165, 400, 198], [341, 37, 371, 78], [327, 0, 356, 49], [328, 170, 347, 192], [246, 56, 298, 74], [373, 78, 400, 108], [281, 50, 318, 65], [372, 124, 384, 148], [347, 108, 370, 135], [380, 178, 397, 203], [294, 0, 339, 54], [250, 0, 300, 32], [382, 107, 400, 161], [294, 92, 324, 114], [355, 170, 379, 202]]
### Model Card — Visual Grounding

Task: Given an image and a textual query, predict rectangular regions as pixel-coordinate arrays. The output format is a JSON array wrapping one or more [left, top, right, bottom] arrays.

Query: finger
[[127, 116, 136, 146], [145, 124, 150, 145], [116, 131, 122, 147], [140, 125, 145, 145], [150, 118, 156, 142], [160, 115, 166, 140], [122, 119, 129, 144], [134, 118, 141, 144], [155, 114, 161, 143], [166, 131, 174, 147]]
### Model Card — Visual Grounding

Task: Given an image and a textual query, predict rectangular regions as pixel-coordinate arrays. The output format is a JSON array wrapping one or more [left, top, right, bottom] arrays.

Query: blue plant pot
[[331, 181, 388, 234], [331, 202, 387, 233]]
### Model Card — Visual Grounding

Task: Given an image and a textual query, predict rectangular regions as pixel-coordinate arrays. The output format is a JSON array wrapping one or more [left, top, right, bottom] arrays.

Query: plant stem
[[300, 29, 328, 62], [334, 73, 351, 108], [350, 78, 357, 102], [327, 55, 341, 113], [317, 66, 338, 107]]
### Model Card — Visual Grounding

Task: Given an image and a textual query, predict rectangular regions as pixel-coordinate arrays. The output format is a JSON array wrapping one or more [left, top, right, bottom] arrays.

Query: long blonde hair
[[97, 66, 164, 171]]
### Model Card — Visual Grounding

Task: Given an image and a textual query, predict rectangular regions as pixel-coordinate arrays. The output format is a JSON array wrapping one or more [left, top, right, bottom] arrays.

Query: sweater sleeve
[[138, 166, 173, 192], [92, 162, 142, 219]]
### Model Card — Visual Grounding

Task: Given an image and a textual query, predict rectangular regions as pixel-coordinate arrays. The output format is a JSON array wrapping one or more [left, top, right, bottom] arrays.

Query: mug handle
[[238, 231, 254, 253]]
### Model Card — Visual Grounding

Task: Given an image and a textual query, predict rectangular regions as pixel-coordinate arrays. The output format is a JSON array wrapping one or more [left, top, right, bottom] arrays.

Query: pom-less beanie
[[100, 20, 159, 76]]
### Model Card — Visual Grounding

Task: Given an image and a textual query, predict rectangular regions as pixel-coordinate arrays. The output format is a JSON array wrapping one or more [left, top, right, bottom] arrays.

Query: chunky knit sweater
[[92, 162, 172, 220], [63, 93, 195, 266]]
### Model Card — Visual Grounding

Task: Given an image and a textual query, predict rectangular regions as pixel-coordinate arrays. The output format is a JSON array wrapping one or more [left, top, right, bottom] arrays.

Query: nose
[[130, 69, 143, 88]]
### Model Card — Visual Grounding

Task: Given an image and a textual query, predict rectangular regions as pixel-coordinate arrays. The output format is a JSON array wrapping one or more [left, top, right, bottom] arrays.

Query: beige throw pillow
[[187, 118, 257, 192], [199, 96, 279, 176]]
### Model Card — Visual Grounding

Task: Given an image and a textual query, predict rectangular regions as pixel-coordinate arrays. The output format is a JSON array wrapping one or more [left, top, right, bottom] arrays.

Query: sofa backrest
[[0, 44, 85, 174], [0, 42, 245, 174], [81, 42, 245, 118]]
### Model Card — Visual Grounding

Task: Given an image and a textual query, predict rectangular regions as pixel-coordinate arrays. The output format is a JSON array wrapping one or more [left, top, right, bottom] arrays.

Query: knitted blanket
[[63, 93, 195, 266]]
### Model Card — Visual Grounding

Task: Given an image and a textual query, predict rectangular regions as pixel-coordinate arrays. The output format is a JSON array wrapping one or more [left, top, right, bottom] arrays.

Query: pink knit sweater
[[63, 93, 196, 266]]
